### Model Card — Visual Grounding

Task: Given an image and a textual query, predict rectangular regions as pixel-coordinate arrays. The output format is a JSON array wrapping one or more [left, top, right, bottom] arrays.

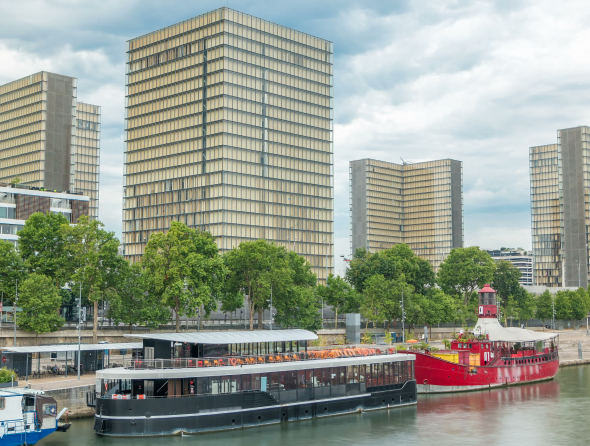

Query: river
[[41, 365, 590, 445]]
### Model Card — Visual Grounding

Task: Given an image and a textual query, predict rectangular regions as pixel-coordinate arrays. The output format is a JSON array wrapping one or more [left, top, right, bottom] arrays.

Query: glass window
[[297, 370, 306, 388], [0, 398, 4, 410]]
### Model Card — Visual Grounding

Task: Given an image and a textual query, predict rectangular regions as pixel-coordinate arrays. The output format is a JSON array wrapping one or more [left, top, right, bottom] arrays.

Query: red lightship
[[402, 285, 559, 393]]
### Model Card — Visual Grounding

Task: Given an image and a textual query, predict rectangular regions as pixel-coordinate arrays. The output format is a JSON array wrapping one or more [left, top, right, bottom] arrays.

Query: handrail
[[124, 348, 384, 370]]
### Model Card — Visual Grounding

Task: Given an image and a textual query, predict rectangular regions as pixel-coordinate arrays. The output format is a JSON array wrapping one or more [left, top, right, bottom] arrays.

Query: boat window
[[330, 368, 339, 386], [358, 365, 366, 383], [252, 374, 261, 391], [210, 377, 220, 394], [242, 375, 252, 391], [339, 367, 346, 385], [0, 398, 4, 410], [469, 344, 472, 349], [305, 370, 313, 387], [285, 371, 297, 390], [297, 370, 306, 388], [270, 372, 280, 391], [43, 404, 57, 417]]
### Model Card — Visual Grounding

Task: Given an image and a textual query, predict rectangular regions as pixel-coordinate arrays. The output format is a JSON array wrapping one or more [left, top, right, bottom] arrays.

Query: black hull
[[94, 381, 417, 436]]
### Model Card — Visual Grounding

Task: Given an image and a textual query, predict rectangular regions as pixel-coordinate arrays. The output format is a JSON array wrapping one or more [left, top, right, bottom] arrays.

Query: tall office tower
[[350, 158, 463, 271], [74, 103, 101, 219], [530, 126, 590, 288], [0, 72, 100, 218], [123, 8, 334, 282]]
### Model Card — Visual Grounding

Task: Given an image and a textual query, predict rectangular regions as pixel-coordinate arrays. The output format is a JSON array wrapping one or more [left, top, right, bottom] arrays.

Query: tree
[[107, 262, 170, 331], [143, 221, 225, 333], [18, 212, 72, 286], [62, 215, 125, 342], [17, 274, 64, 335], [360, 275, 390, 330], [517, 292, 537, 325], [492, 260, 522, 304], [273, 286, 321, 331], [437, 246, 496, 305], [570, 288, 589, 322], [420, 288, 458, 327], [0, 241, 25, 303], [554, 290, 571, 321], [536, 290, 554, 329], [346, 245, 434, 294], [317, 274, 357, 328], [223, 240, 290, 330]]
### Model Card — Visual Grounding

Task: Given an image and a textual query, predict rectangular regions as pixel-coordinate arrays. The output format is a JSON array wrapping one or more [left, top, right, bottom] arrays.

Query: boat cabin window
[[0, 397, 4, 410], [43, 403, 57, 417]]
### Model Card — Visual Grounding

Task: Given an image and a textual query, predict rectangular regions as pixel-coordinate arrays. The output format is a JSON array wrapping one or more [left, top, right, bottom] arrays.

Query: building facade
[[0, 72, 100, 219], [529, 126, 590, 288], [350, 158, 463, 271], [0, 183, 89, 245], [485, 249, 533, 286], [122, 8, 334, 281]]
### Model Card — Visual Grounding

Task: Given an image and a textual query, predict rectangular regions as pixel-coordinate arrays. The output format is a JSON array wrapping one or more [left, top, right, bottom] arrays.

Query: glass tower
[[350, 158, 463, 271], [0, 72, 100, 218], [530, 126, 590, 288], [123, 8, 334, 282]]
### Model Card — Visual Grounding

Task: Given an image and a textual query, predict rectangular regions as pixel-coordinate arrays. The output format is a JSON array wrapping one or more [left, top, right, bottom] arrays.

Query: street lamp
[[400, 290, 405, 344], [77, 283, 82, 380]]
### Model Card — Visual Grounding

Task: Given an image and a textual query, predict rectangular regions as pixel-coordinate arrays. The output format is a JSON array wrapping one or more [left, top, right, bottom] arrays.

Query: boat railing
[[124, 347, 384, 370], [0, 414, 38, 436]]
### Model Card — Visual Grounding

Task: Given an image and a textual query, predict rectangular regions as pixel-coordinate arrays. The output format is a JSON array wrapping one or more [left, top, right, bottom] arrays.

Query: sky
[[2, 0, 590, 275]]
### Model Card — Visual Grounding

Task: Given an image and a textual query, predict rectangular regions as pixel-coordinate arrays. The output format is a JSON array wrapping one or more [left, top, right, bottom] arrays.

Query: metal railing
[[125, 348, 385, 370]]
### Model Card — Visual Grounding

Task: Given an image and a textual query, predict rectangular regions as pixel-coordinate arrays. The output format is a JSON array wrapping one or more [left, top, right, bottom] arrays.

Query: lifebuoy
[[230, 358, 237, 366]]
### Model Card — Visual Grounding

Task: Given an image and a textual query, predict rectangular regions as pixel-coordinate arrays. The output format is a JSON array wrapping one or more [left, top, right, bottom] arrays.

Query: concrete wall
[[44, 72, 75, 193], [560, 127, 589, 288], [350, 160, 368, 254], [46, 384, 95, 418]]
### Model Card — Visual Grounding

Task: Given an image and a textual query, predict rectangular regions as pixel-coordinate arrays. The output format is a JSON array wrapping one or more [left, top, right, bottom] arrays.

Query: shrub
[[0, 368, 17, 384]]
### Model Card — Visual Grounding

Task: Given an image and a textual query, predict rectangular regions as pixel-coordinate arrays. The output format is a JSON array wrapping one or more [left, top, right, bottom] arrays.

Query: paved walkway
[[17, 374, 96, 391]]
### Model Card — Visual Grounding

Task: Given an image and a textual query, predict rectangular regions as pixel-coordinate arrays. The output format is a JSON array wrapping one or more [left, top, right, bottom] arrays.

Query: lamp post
[[13, 279, 17, 347], [400, 290, 405, 343], [77, 283, 81, 380], [268, 284, 273, 331]]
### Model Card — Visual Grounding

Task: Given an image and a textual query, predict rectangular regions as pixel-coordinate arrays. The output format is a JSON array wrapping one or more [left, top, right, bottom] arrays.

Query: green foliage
[[492, 260, 522, 303], [517, 291, 537, 322], [437, 246, 496, 305], [0, 368, 17, 383], [17, 274, 64, 334], [346, 244, 434, 294], [361, 332, 374, 344], [384, 331, 394, 344], [62, 215, 124, 342], [273, 286, 321, 331], [555, 290, 572, 320], [18, 212, 72, 286], [442, 339, 451, 349], [317, 274, 359, 327], [0, 240, 25, 303], [536, 290, 554, 322], [107, 262, 169, 329], [143, 221, 225, 333]]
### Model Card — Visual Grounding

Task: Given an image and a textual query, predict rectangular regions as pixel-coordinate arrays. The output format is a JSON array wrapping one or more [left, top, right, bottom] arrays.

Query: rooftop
[[124, 329, 318, 344]]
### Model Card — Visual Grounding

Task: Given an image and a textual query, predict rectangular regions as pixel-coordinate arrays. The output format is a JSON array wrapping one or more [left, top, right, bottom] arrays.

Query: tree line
[[2, 212, 589, 340], [0, 214, 322, 340]]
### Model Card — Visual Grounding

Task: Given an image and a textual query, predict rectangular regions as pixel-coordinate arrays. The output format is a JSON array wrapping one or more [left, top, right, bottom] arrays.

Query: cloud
[[2, 0, 590, 262]]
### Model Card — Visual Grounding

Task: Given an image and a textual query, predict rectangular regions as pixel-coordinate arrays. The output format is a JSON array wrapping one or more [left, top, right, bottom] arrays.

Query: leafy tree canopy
[[143, 221, 225, 333], [437, 246, 496, 305], [17, 273, 64, 334], [0, 240, 25, 302]]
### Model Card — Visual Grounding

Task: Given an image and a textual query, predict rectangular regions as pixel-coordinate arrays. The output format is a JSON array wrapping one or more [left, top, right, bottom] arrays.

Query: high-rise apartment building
[[0, 72, 100, 219], [485, 249, 533, 286], [122, 8, 334, 281], [350, 158, 463, 270], [530, 126, 590, 288]]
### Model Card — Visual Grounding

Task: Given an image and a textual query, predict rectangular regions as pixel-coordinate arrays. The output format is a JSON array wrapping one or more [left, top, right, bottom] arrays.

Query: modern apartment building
[[530, 126, 590, 288], [0, 183, 89, 245], [122, 8, 334, 281], [485, 249, 533, 286], [350, 158, 463, 271], [0, 72, 100, 219]]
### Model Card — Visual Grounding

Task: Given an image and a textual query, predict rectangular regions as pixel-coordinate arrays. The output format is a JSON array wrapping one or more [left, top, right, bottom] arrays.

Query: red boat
[[400, 284, 559, 393]]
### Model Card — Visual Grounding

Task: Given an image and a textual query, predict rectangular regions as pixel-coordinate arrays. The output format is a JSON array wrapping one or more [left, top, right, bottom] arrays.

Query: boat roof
[[96, 353, 415, 380], [2, 342, 142, 354], [123, 329, 318, 344], [474, 318, 557, 342]]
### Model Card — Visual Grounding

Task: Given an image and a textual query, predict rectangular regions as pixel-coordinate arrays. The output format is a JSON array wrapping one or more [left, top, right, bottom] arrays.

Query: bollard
[[578, 341, 583, 360]]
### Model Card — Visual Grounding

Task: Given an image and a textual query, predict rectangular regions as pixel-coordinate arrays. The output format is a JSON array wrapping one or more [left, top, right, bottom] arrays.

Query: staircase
[[242, 391, 279, 409]]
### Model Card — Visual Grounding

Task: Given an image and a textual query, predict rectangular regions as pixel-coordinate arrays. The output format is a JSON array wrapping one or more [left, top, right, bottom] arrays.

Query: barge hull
[[94, 382, 416, 436]]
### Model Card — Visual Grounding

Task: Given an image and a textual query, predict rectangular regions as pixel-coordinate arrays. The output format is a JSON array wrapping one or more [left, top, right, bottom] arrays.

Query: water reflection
[[40, 366, 590, 446]]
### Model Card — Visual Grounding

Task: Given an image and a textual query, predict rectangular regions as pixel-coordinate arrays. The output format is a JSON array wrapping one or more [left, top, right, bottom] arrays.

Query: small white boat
[[0, 388, 69, 445]]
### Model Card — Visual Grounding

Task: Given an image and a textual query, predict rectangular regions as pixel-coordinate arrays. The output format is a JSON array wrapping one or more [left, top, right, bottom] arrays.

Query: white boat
[[0, 388, 69, 445]]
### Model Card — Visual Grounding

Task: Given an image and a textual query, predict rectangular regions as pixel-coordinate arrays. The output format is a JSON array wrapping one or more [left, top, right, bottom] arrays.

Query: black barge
[[90, 329, 416, 436]]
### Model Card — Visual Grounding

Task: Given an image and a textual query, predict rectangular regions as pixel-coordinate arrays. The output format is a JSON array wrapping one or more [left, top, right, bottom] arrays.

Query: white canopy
[[124, 329, 318, 345], [474, 318, 556, 342], [2, 342, 142, 354]]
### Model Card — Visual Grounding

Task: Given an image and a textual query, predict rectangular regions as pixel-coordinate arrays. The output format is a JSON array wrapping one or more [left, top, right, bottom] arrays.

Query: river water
[[41, 365, 590, 445]]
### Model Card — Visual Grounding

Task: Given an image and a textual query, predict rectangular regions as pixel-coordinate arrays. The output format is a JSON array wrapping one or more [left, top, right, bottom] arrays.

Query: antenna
[[400, 157, 407, 165]]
